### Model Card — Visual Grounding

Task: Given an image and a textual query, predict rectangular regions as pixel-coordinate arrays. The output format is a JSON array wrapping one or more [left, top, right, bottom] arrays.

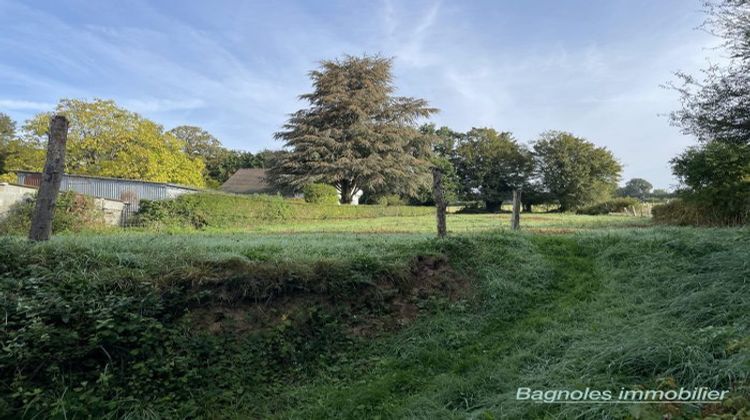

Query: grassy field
[[1, 213, 748, 418]]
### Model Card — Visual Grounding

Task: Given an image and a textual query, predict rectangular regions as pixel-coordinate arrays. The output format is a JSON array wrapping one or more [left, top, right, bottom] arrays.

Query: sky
[[0, 0, 724, 189]]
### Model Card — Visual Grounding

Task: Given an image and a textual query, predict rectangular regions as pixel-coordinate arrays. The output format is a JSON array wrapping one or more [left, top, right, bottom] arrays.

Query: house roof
[[220, 168, 274, 194]]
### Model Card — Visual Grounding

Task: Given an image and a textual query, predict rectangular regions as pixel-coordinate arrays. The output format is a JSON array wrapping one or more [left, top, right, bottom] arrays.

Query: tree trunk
[[339, 180, 353, 204], [29, 115, 68, 241], [432, 167, 447, 238], [485, 201, 502, 213], [511, 189, 521, 230], [523, 202, 532, 213]]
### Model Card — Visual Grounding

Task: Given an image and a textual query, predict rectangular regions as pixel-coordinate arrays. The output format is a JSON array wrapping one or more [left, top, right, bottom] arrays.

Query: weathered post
[[432, 167, 447, 238], [28, 115, 68, 241], [510, 189, 521, 230]]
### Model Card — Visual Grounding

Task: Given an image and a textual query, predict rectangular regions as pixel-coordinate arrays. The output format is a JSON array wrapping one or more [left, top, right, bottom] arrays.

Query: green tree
[[617, 178, 653, 200], [454, 128, 534, 212], [269, 55, 437, 203], [671, 141, 750, 223], [667, 0, 750, 224], [0, 113, 17, 177], [168, 125, 234, 187], [24, 99, 205, 186], [533, 131, 622, 211], [668, 0, 750, 145], [0, 113, 45, 180], [0, 113, 14, 144]]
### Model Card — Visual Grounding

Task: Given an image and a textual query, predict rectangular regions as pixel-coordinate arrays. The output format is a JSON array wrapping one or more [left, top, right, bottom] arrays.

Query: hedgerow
[[132, 192, 433, 229]]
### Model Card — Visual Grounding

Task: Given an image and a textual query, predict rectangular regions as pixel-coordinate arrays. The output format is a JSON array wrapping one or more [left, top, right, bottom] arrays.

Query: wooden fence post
[[432, 167, 447, 238], [510, 189, 521, 230], [28, 115, 68, 241]]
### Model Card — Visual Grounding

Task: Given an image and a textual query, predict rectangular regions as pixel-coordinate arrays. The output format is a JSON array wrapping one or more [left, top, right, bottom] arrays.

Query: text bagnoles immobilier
[[516, 387, 729, 404]]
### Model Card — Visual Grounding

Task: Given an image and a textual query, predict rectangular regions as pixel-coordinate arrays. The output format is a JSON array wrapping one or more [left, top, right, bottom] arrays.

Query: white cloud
[[0, 99, 55, 111]]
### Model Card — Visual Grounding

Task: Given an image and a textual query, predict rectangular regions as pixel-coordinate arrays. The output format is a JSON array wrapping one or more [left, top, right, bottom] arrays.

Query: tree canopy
[[617, 178, 653, 200], [532, 131, 622, 211], [22, 99, 205, 186], [454, 128, 534, 211], [667, 0, 750, 224], [268, 55, 437, 203], [669, 0, 750, 145]]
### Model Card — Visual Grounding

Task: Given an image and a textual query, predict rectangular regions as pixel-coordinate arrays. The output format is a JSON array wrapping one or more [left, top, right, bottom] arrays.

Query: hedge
[[132, 192, 434, 229]]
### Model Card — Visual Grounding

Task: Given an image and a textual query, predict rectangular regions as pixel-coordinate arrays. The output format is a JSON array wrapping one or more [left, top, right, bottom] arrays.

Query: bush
[[375, 194, 404, 206], [132, 192, 434, 229], [652, 198, 749, 226], [0, 191, 105, 234], [576, 197, 640, 215], [303, 183, 339, 204]]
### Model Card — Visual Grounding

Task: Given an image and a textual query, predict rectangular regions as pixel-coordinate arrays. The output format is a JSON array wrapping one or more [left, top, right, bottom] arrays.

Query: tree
[[168, 125, 233, 187], [671, 141, 750, 221], [24, 99, 205, 186], [0, 113, 17, 177], [667, 0, 750, 224], [533, 131, 622, 211], [269, 55, 437, 203], [0, 113, 14, 144], [454, 128, 534, 212], [0, 112, 45, 179], [617, 178, 653, 200], [668, 0, 750, 145]]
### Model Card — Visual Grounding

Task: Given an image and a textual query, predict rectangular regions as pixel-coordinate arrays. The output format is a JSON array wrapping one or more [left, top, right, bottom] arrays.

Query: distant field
[[145, 212, 651, 234]]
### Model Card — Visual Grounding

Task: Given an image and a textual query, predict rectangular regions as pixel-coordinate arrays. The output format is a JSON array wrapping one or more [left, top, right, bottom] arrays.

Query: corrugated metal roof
[[15, 171, 200, 212]]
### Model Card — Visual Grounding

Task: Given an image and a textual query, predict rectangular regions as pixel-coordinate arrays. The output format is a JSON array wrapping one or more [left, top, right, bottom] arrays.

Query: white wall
[[0, 183, 127, 226]]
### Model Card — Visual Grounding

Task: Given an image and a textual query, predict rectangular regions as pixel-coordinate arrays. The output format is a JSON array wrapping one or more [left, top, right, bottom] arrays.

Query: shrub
[[0, 191, 105, 234], [375, 194, 404, 206], [652, 198, 749, 226], [576, 197, 640, 215], [303, 183, 339, 204], [132, 192, 434, 229]]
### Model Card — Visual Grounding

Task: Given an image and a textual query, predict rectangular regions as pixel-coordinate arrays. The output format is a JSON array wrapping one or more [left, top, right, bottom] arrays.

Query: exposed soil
[[186, 254, 471, 337]]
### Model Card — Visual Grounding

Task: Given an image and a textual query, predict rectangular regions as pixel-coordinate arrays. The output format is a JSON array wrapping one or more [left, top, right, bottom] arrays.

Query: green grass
[[266, 228, 750, 419], [1, 214, 748, 418]]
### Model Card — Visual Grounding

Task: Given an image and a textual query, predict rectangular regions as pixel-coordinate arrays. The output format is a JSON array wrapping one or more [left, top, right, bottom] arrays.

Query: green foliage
[[576, 197, 640, 215], [269, 55, 438, 203], [533, 131, 622, 211], [652, 198, 748, 226], [373, 194, 404, 206], [454, 128, 534, 211], [668, 0, 750, 145], [668, 141, 750, 225], [665, 1, 750, 226], [616, 178, 653, 199], [303, 183, 339, 204], [0, 191, 105, 234], [0, 235, 420, 417], [23, 99, 205, 186], [132, 192, 434, 229], [0, 228, 747, 418]]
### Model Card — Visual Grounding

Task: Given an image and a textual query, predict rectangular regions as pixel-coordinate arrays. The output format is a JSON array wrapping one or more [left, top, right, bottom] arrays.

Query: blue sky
[[0, 0, 721, 189]]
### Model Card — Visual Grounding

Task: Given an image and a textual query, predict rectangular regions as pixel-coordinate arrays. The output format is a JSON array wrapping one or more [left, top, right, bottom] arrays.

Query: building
[[220, 168, 275, 195], [220, 168, 363, 204], [15, 171, 201, 221]]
